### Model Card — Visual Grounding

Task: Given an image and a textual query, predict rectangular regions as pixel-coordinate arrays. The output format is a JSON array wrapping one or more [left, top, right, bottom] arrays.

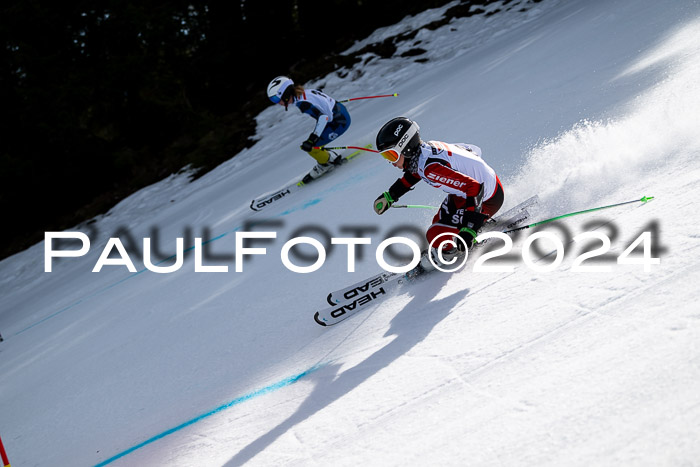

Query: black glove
[[457, 210, 489, 250], [373, 192, 395, 215], [465, 183, 485, 212], [300, 133, 320, 152]]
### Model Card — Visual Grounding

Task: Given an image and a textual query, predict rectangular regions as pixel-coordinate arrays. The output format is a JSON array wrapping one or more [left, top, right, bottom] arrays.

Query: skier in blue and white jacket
[[267, 76, 351, 180]]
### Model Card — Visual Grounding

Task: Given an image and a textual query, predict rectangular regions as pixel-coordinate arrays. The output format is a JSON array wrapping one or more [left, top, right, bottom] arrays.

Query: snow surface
[[2, 0, 700, 465]]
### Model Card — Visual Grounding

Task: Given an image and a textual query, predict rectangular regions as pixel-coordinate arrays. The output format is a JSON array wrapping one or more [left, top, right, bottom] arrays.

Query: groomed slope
[[1, 0, 700, 465]]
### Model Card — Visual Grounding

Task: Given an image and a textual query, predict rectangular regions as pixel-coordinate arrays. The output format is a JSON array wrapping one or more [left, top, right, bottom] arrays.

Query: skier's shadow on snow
[[225, 274, 467, 466]]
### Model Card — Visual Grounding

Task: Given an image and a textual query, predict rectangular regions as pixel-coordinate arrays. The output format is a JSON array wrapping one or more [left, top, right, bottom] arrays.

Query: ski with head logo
[[249, 144, 373, 212], [314, 196, 537, 326]]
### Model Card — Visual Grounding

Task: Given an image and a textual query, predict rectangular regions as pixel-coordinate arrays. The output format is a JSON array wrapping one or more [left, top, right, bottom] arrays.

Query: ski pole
[[502, 195, 655, 234], [391, 204, 438, 209], [313, 145, 379, 153], [0, 434, 10, 467], [337, 93, 399, 103]]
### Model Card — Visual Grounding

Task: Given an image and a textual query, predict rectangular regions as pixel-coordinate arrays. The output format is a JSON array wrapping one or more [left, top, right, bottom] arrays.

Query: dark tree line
[[0, 0, 466, 259]]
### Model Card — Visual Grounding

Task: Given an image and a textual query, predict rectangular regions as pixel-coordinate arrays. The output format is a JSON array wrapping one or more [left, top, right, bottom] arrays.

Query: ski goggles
[[270, 92, 292, 105], [379, 123, 419, 163], [269, 80, 294, 105], [271, 92, 293, 110]]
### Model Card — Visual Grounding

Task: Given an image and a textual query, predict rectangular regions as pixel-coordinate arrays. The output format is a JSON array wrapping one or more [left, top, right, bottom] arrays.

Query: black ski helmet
[[376, 117, 421, 161]]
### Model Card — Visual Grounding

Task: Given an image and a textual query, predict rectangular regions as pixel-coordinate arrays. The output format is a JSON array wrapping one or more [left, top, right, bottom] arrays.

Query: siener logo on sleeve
[[427, 172, 467, 188]]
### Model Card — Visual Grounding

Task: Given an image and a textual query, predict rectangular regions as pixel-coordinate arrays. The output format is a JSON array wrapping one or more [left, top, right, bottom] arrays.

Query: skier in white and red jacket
[[372, 117, 504, 271]]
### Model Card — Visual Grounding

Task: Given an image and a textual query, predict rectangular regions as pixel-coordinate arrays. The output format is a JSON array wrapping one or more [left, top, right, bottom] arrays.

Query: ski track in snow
[[2, 0, 700, 465]]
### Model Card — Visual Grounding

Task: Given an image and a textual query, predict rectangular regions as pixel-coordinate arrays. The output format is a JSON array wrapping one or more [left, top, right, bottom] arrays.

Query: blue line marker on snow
[[279, 197, 322, 216], [93, 363, 324, 466], [15, 169, 364, 335], [13, 231, 238, 336]]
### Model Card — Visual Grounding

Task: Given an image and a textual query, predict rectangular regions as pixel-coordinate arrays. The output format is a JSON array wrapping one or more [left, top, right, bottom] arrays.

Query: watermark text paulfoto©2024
[[43, 220, 663, 274]]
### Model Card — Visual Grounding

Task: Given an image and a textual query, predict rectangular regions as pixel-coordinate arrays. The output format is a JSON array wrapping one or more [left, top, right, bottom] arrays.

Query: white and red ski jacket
[[389, 141, 498, 202]]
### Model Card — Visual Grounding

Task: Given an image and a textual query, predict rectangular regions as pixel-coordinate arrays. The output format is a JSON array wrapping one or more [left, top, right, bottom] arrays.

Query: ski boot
[[301, 150, 342, 184], [404, 245, 463, 280], [302, 162, 334, 184], [328, 150, 343, 165]]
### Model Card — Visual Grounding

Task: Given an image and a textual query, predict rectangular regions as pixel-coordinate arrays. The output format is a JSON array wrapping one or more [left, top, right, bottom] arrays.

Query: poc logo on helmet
[[393, 124, 403, 137]]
